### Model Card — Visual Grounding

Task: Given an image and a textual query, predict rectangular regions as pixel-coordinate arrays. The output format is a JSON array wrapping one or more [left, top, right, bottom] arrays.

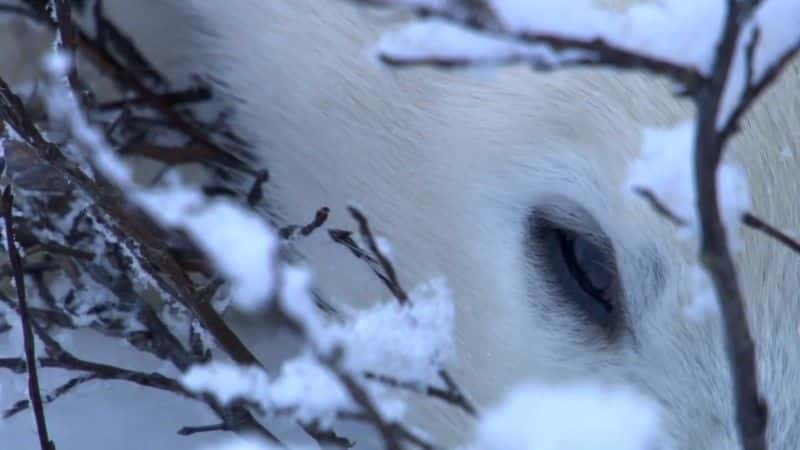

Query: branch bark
[[2, 187, 56, 450]]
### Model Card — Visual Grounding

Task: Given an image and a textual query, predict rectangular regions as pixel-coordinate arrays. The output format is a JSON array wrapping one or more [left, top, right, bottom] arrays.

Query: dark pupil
[[556, 230, 614, 312]]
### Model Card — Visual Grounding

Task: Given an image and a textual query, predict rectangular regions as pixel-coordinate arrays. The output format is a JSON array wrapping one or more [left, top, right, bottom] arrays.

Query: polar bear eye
[[529, 209, 621, 330]]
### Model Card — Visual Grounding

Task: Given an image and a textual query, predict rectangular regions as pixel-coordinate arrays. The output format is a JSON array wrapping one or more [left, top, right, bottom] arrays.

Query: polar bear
[[2, 1, 799, 449]]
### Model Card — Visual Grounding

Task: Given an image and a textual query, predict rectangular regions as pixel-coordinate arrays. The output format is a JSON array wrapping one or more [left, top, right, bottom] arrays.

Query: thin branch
[[177, 422, 230, 436], [280, 207, 331, 239], [692, 1, 767, 449], [97, 86, 211, 111], [364, 370, 477, 417], [4, 374, 98, 419], [743, 212, 800, 254], [720, 32, 800, 141], [357, 0, 704, 88], [633, 187, 688, 227], [348, 207, 407, 303], [2, 187, 56, 450], [331, 362, 402, 450]]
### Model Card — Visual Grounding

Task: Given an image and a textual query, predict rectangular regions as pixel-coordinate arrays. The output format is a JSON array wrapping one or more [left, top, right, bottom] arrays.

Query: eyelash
[[528, 211, 622, 333]]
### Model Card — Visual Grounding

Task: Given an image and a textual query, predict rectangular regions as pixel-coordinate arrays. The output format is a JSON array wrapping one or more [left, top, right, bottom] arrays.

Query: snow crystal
[[182, 362, 269, 405], [281, 266, 455, 384], [43, 51, 72, 79], [199, 436, 307, 450], [467, 382, 663, 450], [182, 354, 355, 428], [626, 121, 750, 251], [135, 185, 278, 312], [266, 353, 353, 427], [335, 277, 454, 383]]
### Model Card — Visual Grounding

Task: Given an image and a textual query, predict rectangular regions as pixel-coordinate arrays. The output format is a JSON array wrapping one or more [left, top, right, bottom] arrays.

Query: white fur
[[4, 1, 800, 449]]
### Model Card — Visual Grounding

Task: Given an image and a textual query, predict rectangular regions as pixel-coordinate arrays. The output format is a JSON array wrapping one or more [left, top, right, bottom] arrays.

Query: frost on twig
[[0, 6, 470, 449], [0, 1, 280, 443]]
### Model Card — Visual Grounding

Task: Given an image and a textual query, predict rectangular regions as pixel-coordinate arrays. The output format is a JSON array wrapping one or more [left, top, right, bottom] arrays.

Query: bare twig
[[97, 86, 211, 111], [743, 213, 800, 254], [4, 374, 98, 419], [2, 187, 56, 450], [280, 207, 330, 239], [348, 207, 408, 303], [690, 2, 767, 449], [364, 370, 477, 417], [633, 187, 688, 227], [356, 0, 704, 89], [329, 358, 402, 450], [177, 422, 230, 436]]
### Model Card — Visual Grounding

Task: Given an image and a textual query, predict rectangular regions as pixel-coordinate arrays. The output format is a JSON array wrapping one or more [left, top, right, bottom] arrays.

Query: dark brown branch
[[692, 2, 766, 449], [359, 0, 704, 88], [331, 361, 402, 450], [97, 86, 211, 111], [633, 187, 688, 227], [743, 213, 800, 254], [437, 369, 477, 417], [118, 142, 222, 165], [178, 422, 230, 436], [364, 370, 477, 417], [4, 374, 98, 419], [2, 187, 56, 450], [280, 207, 330, 239], [347, 207, 408, 303]]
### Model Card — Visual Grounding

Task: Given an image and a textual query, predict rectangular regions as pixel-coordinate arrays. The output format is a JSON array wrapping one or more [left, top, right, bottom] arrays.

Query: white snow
[[136, 185, 278, 312], [280, 266, 455, 383], [685, 264, 720, 321], [199, 436, 309, 450], [334, 277, 454, 383], [182, 354, 353, 428], [39, 50, 279, 312], [467, 382, 663, 450], [0, 302, 23, 358], [182, 362, 270, 406], [377, 1, 725, 74], [42, 51, 133, 185], [265, 353, 353, 427], [278, 266, 332, 350], [489, 0, 723, 75], [186, 267, 452, 426], [626, 121, 750, 251], [377, 18, 583, 67]]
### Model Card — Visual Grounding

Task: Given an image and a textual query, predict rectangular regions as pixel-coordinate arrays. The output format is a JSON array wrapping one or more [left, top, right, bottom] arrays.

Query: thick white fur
[[4, 1, 800, 449]]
